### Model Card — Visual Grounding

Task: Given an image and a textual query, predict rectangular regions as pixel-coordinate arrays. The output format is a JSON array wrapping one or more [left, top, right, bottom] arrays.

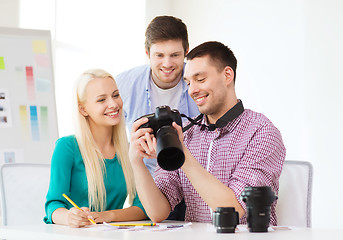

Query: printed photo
[[4, 152, 15, 163], [0, 116, 7, 123]]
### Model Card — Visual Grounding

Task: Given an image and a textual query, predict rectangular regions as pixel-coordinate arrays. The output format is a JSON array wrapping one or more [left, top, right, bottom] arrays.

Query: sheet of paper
[[84, 222, 192, 232]]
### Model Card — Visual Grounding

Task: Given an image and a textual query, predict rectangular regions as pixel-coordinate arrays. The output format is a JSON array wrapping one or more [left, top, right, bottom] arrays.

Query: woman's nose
[[108, 98, 118, 108]]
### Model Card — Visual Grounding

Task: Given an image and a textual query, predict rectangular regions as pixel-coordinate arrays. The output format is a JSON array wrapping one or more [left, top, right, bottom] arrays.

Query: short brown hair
[[145, 16, 189, 54], [186, 41, 237, 82]]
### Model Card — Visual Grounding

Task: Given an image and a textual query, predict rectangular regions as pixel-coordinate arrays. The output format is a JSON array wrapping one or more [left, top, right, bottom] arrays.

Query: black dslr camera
[[137, 106, 185, 171]]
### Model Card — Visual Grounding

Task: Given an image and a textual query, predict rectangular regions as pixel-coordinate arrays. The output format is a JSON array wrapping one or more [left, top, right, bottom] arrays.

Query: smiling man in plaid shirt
[[129, 41, 286, 225]]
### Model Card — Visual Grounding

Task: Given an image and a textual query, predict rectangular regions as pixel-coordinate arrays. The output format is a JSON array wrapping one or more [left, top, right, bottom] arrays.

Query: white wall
[[0, 0, 19, 27], [145, 0, 343, 229], [302, 0, 343, 229], [53, 0, 146, 136]]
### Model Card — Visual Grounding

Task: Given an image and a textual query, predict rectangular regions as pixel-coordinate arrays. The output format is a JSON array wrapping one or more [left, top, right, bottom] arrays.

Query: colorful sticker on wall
[[0, 89, 13, 128], [26, 66, 35, 100], [14, 66, 25, 84], [0, 56, 5, 70], [40, 106, 48, 140], [36, 78, 51, 92], [34, 54, 50, 68], [19, 105, 30, 139], [30, 106, 40, 141], [32, 40, 47, 54]]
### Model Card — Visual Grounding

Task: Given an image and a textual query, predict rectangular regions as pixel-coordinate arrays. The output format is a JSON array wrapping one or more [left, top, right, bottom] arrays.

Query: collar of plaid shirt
[[182, 100, 244, 132]]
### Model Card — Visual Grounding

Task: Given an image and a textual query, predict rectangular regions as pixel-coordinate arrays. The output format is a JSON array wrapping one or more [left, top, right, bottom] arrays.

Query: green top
[[44, 135, 145, 224]]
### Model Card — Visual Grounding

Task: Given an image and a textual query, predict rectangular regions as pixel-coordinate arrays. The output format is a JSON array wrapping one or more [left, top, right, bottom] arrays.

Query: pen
[[108, 223, 156, 227], [62, 193, 96, 225]]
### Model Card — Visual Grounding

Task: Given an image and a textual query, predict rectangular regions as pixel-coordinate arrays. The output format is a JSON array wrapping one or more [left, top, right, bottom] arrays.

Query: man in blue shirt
[[115, 16, 199, 176]]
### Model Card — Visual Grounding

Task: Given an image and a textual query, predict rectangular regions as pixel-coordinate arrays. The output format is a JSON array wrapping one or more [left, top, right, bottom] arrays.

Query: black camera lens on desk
[[137, 106, 185, 171], [240, 186, 277, 233], [212, 207, 239, 233]]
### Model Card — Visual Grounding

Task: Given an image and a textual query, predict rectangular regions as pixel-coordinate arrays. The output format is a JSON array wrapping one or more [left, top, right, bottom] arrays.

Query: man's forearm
[[131, 160, 171, 222], [181, 148, 245, 217]]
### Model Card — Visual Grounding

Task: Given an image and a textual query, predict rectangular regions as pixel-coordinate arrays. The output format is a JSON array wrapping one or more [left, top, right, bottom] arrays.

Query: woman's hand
[[67, 207, 93, 228], [88, 211, 110, 224], [129, 117, 157, 163]]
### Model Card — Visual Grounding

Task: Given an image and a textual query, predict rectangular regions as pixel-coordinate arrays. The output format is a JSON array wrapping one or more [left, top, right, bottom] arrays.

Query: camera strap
[[181, 100, 244, 132], [181, 113, 204, 132]]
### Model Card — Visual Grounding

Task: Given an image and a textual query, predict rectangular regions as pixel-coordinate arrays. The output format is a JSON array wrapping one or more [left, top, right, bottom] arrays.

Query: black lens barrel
[[240, 186, 277, 232], [212, 207, 239, 233], [156, 126, 185, 171]]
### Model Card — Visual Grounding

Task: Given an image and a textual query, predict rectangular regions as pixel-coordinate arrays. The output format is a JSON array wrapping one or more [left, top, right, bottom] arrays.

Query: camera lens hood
[[241, 186, 277, 206]]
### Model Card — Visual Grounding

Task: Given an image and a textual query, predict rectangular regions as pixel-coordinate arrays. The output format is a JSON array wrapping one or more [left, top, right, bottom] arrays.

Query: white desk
[[0, 222, 341, 240]]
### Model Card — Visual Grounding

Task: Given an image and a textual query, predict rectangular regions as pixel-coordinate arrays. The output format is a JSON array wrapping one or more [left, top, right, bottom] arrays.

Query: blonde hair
[[73, 69, 136, 211]]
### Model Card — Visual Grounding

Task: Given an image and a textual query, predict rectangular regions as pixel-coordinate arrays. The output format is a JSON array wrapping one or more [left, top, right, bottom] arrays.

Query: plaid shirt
[[155, 109, 286, 225]]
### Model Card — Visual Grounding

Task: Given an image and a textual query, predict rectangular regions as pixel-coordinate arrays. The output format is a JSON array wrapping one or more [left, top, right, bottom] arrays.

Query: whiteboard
[[0, 27, 58, 164]]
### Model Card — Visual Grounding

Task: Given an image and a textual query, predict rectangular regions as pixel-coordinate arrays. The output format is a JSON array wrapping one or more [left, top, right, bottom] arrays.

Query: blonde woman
[[44, 69, 147, 227]]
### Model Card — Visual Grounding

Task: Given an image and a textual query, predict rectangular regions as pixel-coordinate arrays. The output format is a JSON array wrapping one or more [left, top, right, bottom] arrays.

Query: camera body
[[138, 106, 185, 171], [240, 186, 277, 232], [138, 105, 183, 133], [212, 207, 239, 233]]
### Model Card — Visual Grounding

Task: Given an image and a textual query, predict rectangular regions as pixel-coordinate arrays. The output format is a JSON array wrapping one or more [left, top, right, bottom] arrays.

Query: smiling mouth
[[161, 68, 174, 74], [105, 110, 119, 117], [194, 95, 207, 105]]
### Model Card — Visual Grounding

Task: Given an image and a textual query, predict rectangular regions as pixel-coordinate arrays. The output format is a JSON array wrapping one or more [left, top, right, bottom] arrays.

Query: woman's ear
[[78, 103, 88, 117]]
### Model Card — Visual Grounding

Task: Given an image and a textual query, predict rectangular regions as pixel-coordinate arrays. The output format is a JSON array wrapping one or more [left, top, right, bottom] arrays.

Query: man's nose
[[162, 57, 173, 68], [188, 81, 198, 97]]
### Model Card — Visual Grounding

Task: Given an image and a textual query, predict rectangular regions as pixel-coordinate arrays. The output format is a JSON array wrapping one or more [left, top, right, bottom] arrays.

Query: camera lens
[[240, 186, 277, 232], [156, 126, 185, 171], [212, 207, 239, 233]]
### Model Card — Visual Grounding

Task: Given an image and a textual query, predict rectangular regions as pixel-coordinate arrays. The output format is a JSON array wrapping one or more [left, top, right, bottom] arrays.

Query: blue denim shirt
[[115, 64, 200, 175]]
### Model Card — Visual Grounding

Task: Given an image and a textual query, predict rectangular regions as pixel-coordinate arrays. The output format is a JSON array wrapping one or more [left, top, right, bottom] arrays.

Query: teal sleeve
[[44, 136, 76, 224], [132, 193, 147, 217]]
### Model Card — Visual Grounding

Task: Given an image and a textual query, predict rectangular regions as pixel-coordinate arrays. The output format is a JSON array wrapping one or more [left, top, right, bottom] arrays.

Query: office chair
[[0, 163, 50, 225], [276, 160, 313, 227]]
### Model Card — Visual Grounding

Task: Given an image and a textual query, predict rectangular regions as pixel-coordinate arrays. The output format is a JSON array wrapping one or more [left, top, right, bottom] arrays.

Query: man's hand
[[129, 117, 157, 163], [172, 121, 184, 144]]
